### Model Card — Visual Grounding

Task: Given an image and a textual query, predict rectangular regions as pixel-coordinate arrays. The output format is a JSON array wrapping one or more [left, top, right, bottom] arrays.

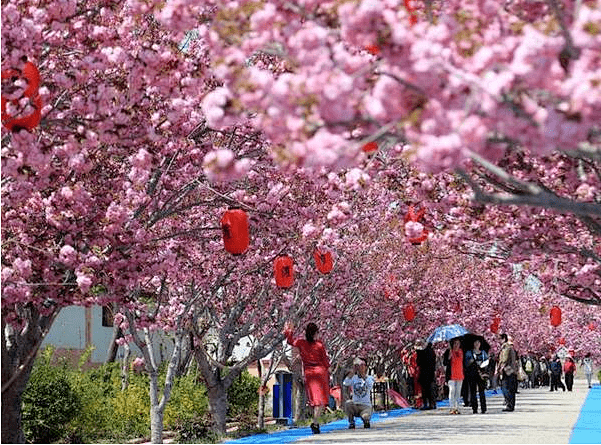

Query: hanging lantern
[[404, 205, 429, 245], [362, 141, 378, 153], [2, 61, 41, 98], [1, 94, 42, 132], [558, 337, 566, 345], [314, 249, 333, 274], [364, 44, 380, 55], [274, 255, 294, 288], [588, 322, 596, 331], [221, 209, 249, 254], [403, 303, 416, 322], [550, 306, 562, 327], [404, 0, 418, 26], [490, 315, 501, 333], [1, 60, 43, 132]]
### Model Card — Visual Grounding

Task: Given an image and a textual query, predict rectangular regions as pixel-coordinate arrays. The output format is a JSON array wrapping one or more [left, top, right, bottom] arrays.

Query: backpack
[[525, 359, 533, 373]]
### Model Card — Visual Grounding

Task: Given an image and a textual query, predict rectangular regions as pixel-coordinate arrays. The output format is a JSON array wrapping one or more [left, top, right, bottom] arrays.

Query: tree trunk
[[121, 343, 130, 391], [150, 403, 164, 444], [1, 363, 33, 443], [257, 391, 266, 429], [122, 310, 184, 445], [292, 374, 306, 423], [2, 306, 58, 444], [105, 325, 122, 364], [206, 381, 228, 435]]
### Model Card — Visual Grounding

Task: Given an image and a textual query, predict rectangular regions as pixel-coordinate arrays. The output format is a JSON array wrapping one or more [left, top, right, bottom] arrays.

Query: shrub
[[68, 362, 123, 442], [22, 360, 81, 443], [164, 373, 209, 429], [227, 370, 261, 417], [110, 380, 151, 439], [174, 412, 220, 444]]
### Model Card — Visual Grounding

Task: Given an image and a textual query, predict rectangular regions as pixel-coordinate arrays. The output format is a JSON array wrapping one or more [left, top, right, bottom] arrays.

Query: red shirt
[[284, 329, 330, 369], [451, 349, 464, 380], [564, 360, 576, 374]]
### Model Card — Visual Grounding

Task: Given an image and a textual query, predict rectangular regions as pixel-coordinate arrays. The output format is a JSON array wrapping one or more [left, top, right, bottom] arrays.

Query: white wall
[[42, 305, 174, 364]]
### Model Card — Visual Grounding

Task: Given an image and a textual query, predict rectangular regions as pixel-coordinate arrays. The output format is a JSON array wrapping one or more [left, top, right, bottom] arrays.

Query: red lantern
[[404, 0, 418, 26], [221, 209, 249, 254], [274, 255, 294, 288], [490, 315, 501, 333], [365, 44, 380, 55], [314, 249, 333, 274], [2, 61, 41, 98], [558, 337, 566, 345], [403, 303, 416, 322], [1, 60, 43, 132], [362, 141, 378, 152], [550, 306, 562, 327], [404, 205, 429, 245], [588, 322, 596, 331], [1, 94, 42, 132]]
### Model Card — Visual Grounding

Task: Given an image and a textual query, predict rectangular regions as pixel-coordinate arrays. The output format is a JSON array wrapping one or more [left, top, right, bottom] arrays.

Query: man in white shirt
[[343, 357, 375, 429]]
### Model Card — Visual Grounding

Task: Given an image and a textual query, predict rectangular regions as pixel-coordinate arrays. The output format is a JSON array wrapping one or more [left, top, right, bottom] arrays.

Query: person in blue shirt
[[465, 339, 489, 414]]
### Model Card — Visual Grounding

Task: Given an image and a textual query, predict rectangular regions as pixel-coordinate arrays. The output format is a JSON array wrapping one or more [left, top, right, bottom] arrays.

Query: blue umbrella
[[426, 324, 470, 343]]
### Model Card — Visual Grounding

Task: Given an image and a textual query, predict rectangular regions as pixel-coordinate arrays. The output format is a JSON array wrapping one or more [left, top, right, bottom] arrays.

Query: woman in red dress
[[284, 322, 330, 434]]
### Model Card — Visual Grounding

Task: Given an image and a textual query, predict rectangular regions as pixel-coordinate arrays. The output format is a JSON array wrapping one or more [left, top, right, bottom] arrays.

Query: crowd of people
[[284, 322, 594, 434]]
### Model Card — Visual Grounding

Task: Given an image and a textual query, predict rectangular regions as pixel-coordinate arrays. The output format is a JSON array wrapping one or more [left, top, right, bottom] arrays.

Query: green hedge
[[22, 361, 81, 443], [22, 347, 262, 443], [227, 370, 261, 417]]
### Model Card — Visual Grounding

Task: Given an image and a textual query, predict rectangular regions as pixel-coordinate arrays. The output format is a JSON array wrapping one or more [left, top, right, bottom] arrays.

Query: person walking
[[549, 355, 566, 392], [564, 356, 577, 391], [417, 341, 437, 410], [465, 339, 488, 414], [583, 353, 594, 389], [524, 354, 535, 389], [496, 334, 518, 412], [284, 322, 330, 434], [539, 357, 550, 387], [443, 338, 464, 414], [343, 357, 375, 429]]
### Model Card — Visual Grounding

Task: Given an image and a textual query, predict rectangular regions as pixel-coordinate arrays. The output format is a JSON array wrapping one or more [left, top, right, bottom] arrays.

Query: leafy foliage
[[227, 370, 261, 417], [164, 371, 210, 429], [20, 349, 260, 443], [22, 360, 81, 443], [173, 412, 220, 444]]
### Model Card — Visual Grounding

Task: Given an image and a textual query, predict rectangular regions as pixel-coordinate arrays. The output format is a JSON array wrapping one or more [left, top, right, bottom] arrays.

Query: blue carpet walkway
[[226, 391, 481, 444], [569, 384, 601, 444]]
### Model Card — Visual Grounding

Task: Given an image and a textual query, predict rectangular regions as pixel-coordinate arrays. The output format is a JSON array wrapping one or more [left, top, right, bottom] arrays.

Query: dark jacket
[[550, 360, 562, 376], [417, 345, 436, 383]]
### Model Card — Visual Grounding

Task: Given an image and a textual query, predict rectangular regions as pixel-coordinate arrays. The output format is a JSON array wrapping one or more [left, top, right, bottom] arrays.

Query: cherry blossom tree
[[3, 1, 600, 443]]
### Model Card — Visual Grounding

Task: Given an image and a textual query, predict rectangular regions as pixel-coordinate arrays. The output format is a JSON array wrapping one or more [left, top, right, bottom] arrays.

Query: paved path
[[293, 379, 594, 444]]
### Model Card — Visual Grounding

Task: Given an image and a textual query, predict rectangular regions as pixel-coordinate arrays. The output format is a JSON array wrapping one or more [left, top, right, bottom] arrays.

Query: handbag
[[517, 364, 527, 381], [478, 359, 490, 380]]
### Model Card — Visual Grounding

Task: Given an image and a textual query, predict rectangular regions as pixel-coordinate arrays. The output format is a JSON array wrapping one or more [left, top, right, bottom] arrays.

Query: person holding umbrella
[[464, 338, 489, 414], [443, 338, 464, 414]]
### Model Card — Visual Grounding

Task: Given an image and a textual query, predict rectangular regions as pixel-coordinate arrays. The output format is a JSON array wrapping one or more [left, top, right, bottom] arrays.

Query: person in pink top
[[443, 338, 464, 414], [284, 322, 330, 434]]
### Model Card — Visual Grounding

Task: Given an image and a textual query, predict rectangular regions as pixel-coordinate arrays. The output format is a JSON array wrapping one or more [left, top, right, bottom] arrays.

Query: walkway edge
[[569, 384, 601, 444]]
